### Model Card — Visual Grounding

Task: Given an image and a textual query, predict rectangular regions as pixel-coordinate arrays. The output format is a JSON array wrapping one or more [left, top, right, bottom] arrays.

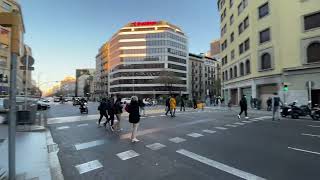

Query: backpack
[[125, 104, 130, 112], [274, 97, 280, 106]]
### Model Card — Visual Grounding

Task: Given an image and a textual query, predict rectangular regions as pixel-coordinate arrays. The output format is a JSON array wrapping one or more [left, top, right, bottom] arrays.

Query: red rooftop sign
[[131, 21, 157, 26]]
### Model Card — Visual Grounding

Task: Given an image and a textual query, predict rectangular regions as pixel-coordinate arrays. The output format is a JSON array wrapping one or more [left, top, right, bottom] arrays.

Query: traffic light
[[283, 85, 288, 92]]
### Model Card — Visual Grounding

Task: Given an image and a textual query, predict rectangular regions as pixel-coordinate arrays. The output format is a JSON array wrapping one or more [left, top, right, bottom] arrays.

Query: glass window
[[240, 62, 244, 76], [244, 38, 250, 51], [243, 0, 248, 8], [230, 32, 234, 42], [307, 42, 320, 63], [239, 43, 244, 54], [304, 12, 320, 31], [245, 60, 251, 74], [238, 2, 243, 15], [259, 2, 269, 19], [229, 68, 233, 79], [261, 53, 272, 70], [230, 0, 234, 8], [230, 14, 234, 25], [234, 66, 238, 77], [260, 28, 270, 44], [244, 16, 249, 29], [1, 1, 12, 12], [238, 22, 244, 35], [231, 49, 235, 60]]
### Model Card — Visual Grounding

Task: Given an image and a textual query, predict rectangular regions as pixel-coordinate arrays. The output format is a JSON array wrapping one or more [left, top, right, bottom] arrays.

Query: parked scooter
[[290, 102, 311, 119], [311, 104, 320, 121], [79, 102, 89, 114], [280, 104, 292, 117]]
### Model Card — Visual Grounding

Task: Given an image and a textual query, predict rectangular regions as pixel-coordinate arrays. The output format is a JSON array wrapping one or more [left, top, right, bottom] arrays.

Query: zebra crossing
[[69, 116, 271, 176]]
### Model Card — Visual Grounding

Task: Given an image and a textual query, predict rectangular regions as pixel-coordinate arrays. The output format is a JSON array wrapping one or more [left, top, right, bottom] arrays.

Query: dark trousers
[[165, 106, 170, 115], [180, 105, 185, 111], [105, 112, 114, 126], [239, 108, 247, 117], [98, 112, 108, 124]]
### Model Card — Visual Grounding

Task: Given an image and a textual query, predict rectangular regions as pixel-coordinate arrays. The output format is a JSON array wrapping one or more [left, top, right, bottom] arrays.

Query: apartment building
[[217, 0, 320, 107]]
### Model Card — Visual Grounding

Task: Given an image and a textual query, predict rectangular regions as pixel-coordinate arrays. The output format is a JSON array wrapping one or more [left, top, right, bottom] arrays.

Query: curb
[[46, 130, 64, 180]]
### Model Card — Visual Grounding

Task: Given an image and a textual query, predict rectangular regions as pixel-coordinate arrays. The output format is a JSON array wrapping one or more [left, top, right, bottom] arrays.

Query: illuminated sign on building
[[131, 21, 158, 27]]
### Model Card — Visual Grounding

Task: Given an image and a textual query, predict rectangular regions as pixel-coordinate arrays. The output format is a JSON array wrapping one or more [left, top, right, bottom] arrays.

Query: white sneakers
[[237, 115, 241, 119], [245, 117, 249, 119], [131, 138, 140, 143]]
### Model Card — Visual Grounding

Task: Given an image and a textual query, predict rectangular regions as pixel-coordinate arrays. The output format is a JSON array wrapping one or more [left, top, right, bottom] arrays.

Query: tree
[[213, 78, 222, 96], [153, 71, 180, 94]]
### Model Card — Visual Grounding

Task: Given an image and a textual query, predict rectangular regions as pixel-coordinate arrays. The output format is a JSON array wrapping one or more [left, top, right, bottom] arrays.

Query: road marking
[[146, 143, 166, 151], [215, 127, 228, 130], [242, 121, 252, 123], [116, 150, 140, 160], [288, 147, 320, 155], [234, 122, 245, 125], [169, 137, 186, 143], [77, 123, 89, 127], [56, 126, 70, 130], [301, 133, 320, 138], [176, 149, 266, 180], [187, 133, 204, 138], [202, 130, 217, 134], [225, 124, 237, 128], [308, 125, 320, 128], [75, 160, 103, 174], [75, 139, 106, 150], [149, 116, 156, 118], [160, 115, 166, 117]]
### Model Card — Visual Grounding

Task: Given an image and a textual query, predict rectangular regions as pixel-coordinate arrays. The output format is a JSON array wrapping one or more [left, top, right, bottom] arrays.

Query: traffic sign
[[21, 55, 35, 66]]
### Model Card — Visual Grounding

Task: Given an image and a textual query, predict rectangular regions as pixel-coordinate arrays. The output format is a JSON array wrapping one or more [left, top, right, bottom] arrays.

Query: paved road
[[48, 108, 320, 180], [47, 101, 100, 118]]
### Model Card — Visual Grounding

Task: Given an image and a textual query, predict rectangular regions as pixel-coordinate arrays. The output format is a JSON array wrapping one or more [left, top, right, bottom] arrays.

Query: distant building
[[96, 21, 188, 98], [75, 69, 95, 97], [60, 76, 76, 97], [210, 40, 220, 57], [189, 53, 218, 101]]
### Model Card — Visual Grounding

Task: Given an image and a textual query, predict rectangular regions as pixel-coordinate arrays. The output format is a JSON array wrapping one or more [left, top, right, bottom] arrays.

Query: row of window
[[146, 32, 187, 43], [146, 48, 167, 54], [238, 0, 248, 16], [111, 71, 187, 78], [112, 63, 164, 72], [168, 63, 187, 71], [168, 48, 188, 57], [168, 56, 187, 64], [239, 38, 250, 55], [146, 40, 187, 50], [110, 79, 186, 86], [110, 86, 187, 92], [223, 60, 251, 81], [238, 16, 249, 35], [121, 56, 166, 62]]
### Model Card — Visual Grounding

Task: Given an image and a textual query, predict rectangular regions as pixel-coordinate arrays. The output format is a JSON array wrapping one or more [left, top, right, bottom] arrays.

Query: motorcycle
[[280, 105, 292, 117], [79, 102, 89, 114], [290, 103, 311, 119], [311, 104, 320, 121]]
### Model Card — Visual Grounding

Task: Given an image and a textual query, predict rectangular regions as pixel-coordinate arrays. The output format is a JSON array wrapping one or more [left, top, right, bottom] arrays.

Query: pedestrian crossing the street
[[52, 115, 271, 178]]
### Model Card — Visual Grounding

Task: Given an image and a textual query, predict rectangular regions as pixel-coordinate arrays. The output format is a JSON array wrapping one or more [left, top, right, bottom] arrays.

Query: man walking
[[165, 97, 171, 116], [272, 92, 282, 121], [97, 98, 108, 126], [238, 95, 249, 119], [180, 97, 185, 112]]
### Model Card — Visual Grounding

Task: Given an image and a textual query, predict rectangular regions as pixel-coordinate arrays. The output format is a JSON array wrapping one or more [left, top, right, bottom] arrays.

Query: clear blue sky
[[20, 0, 220, 88]]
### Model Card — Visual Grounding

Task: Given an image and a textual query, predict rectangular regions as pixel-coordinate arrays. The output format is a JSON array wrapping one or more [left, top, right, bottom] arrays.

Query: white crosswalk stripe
[[169, 137, 186, 143], [202, 130, 217, 134], [215, 127, 228, 130], [187, 133, 204, 138], [56, 126, 70, 130], [146, 143, 166, 151], [117, 150, 140, 160], [75, 160, 103, 174], [225, 124, 237, 128]]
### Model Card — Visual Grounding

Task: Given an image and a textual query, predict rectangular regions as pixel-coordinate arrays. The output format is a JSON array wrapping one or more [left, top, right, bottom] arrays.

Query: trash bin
[[17, 110, 32, 124]]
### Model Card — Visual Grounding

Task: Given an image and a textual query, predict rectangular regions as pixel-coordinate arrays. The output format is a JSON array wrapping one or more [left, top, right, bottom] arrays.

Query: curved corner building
[[107, 21, 188, 97]]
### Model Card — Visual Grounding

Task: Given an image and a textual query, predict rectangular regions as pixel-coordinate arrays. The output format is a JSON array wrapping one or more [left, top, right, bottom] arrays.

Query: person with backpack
[[272, 92, 283, 121], [114, 97, 123, 131], [238, 95, 249, 119], [126, 96, 141, 142], [97, 98, 108, 126]]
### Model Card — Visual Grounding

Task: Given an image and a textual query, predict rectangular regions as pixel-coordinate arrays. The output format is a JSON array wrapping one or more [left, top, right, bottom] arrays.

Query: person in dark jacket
[[97, 98, 108, 126], [180, 97, 185, 112], [267, 97, 272, 111], [238, 95, 249, 119], [104, 98, 115, 131], [127, 96, 140, 142], [193, 98, 197, 109], [114, 97, 123, 131], [165, 97, 171, 116]]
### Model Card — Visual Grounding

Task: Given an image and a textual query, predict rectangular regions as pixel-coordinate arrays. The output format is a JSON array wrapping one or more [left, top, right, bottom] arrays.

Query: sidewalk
[[0, 125, 52, 180]]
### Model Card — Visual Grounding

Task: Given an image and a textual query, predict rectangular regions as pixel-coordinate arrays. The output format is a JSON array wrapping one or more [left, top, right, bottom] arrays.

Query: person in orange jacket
[[169, 95, 177, 117]]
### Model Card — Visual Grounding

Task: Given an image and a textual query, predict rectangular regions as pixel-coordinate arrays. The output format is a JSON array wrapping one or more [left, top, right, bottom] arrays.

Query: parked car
[[53, 97, 60, 102], [37, 101, 50, 110], [42, 98, 50, 103]]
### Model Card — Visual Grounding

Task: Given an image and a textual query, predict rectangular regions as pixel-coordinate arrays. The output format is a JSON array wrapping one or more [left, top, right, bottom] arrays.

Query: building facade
[[0, 0, 29, 96], [189, 53, 217, 101], [75, 68, 95, 97], [217, 0, 320, 108], [94, 42, 109, 99], [96, 21, 189, 98], [60, 76, 76, 97]]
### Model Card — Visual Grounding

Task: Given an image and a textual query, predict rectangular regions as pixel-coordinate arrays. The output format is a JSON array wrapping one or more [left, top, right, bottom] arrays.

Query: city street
[[48, 105, 320, 180]]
